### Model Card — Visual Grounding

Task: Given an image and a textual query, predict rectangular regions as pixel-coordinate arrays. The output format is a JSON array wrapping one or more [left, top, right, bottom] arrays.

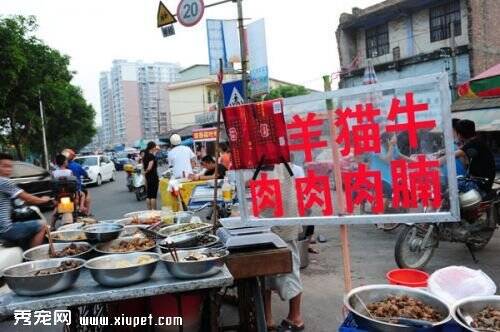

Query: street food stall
[[219, 73, 500, 331]]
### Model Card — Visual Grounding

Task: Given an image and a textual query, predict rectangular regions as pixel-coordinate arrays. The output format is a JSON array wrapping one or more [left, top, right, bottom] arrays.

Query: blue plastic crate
[[339, 313, 464, 332]]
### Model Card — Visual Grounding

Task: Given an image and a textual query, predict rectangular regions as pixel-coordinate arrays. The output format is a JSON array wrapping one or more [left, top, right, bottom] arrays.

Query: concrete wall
[[341, 53, 471, 88], [340, 0, 469, 69], [122, 81, 142, 146], [468, 0, 500, 76], [169, 84, 210, 130]]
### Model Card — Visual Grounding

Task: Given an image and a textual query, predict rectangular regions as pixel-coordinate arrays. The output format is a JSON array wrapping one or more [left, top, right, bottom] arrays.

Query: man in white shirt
[[167, 134, 196, 178]]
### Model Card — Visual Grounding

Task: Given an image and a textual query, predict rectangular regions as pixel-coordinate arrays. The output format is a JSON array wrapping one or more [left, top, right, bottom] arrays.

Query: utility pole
[[450, 21, 458, 101], [237, 0, 248, 100], [39, 92, 50, 170]]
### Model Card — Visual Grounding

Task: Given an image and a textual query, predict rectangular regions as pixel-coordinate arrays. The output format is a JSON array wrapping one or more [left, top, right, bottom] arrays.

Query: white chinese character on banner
[[54, 310, 71, 326], [14, 310, 32, 326], [33, 310, 52, 326]]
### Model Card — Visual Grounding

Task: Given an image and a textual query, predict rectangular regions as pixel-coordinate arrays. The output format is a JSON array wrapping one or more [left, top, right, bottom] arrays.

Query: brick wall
[[467, 0, 500, 76]]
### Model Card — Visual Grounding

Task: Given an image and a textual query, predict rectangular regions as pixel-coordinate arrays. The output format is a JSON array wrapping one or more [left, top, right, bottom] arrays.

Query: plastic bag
[[428, 266, 497, 304]]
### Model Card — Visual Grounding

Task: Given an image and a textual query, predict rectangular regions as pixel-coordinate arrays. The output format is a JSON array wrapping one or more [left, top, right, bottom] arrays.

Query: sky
[[1, 0, 380, 125]]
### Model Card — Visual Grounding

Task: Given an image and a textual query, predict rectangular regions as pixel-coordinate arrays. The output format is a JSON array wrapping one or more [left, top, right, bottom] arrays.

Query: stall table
[[159, 179, 207, 212], [0, 266, 233, 331], [224, 248, 293, 332]]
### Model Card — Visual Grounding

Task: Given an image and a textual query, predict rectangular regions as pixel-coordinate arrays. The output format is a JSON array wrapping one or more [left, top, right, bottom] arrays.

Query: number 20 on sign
[[177, 0, 205, 27]]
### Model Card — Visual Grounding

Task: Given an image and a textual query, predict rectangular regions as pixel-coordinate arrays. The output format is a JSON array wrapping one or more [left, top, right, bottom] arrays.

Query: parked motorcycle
[[394, 177, 500, 269], [124, 163, 135, 192], [132, 165, 147, 201]]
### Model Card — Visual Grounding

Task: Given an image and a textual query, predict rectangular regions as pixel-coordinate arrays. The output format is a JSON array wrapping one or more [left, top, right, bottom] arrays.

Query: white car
[[74, 155, 116, 186]]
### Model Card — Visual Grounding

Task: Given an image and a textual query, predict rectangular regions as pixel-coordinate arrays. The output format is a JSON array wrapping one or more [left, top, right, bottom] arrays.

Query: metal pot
[[344, 284, 451, 332], [451, 295, 500, 332], [3, 258, 85, 296]]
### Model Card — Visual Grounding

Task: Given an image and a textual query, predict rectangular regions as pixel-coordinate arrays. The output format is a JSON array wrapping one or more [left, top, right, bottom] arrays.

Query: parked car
[[10, 161, 53, 198], [74, 155, 115, 186], [112, 153, 133, 171]]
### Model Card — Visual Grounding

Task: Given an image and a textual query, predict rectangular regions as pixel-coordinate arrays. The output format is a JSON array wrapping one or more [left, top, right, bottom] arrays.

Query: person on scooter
[[0, 153, 51, 248], [455, 120, 495, 194], [52, 154, 73, 178], [62, 148, 92, 215]]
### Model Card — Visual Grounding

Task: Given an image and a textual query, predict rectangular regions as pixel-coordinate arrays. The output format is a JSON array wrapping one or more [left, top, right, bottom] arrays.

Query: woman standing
[[143, 142, 159, 210]]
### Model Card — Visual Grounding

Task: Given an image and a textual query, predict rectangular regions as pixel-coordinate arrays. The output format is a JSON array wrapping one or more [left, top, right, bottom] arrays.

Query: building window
[[365, 24, 389, 58], [430, 0, 461, 42]]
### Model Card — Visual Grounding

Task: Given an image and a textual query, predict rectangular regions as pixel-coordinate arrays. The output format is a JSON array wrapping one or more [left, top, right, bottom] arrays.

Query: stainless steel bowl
[[85, 253, 159, 287], [94, 236, 156, 254], [120, 225, 147, 238], [23, 242, 93, 261], [83, 224, 124, 243], [50, 230, 87, 243], [451, 295, 500, 332], [160, 248, 228, 279], [158, 222, 211, 238], [2, 258, 85, 296], [158, 234, 220, 252], [174, 211, 194, 224], [344, 284, 451, 332]]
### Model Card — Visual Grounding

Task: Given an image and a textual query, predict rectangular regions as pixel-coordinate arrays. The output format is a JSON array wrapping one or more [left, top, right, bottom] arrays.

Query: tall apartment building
[[336, 0, 500, 93], [99, 60, 180, 147]]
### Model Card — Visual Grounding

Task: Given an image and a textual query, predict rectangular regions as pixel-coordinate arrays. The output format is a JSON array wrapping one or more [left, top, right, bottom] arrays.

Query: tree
[[0, 15, 95, 161], [263, 84, 310, 100]]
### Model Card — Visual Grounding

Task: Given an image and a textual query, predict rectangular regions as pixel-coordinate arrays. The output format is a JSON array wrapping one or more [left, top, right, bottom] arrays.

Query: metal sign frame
[[224, 73, 460, 226]]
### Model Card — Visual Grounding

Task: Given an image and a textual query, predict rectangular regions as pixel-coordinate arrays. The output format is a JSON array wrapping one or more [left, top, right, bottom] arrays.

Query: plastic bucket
[[386, 269, 429, 287]]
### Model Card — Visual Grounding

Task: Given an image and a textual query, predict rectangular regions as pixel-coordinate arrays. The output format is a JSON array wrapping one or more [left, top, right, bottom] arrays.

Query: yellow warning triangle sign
[[157, 1, 177, 28]]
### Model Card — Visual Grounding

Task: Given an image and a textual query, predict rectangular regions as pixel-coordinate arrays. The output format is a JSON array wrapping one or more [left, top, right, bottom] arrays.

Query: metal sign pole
[[323, 75, 353, 293]]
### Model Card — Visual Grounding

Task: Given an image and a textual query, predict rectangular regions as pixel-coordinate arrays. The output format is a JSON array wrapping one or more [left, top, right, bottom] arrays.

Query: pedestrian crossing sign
[[223, 80, 244, 107], [157, 1, 177, 28]]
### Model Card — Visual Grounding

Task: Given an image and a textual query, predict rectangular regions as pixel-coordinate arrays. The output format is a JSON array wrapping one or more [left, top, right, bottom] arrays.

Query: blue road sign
[[223, 80, 244, 107]]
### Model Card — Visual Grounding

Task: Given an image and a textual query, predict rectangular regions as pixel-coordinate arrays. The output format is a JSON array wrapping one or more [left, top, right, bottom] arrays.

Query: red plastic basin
[[387, 269, 429, 287]]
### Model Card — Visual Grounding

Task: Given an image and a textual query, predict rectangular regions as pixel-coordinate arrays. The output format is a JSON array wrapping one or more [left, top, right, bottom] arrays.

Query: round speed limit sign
[[177, 0, 205, 27]]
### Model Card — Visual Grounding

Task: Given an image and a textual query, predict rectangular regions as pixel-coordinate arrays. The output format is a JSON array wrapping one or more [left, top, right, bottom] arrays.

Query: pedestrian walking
[[143, 141, 160, 210]]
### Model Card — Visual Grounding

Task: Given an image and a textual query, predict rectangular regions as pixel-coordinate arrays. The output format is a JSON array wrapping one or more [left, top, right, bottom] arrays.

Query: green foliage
[[263, 84, 310, 100], [0, 15, 95, 161]]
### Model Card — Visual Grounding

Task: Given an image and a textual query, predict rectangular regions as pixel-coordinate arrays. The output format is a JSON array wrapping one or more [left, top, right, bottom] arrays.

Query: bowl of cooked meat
[[94, 237, 156, 254], [3, 258, 85, 296], [344, 285, 451, 331], [83, 224, 124, 243], [23, 242, 93, 261], [160, 247, 229, 279], [50, 230, 87, 243], [451, 295, 500, 332]]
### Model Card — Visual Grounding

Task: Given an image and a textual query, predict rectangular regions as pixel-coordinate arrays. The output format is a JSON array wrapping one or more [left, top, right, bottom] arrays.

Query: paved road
[[88, 173, 500, 330], [88, 170, 149, 220]]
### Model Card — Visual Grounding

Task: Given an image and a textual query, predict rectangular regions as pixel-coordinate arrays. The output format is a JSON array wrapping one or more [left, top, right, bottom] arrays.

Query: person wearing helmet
[[167, 134, 196, 178], [62, 149, 91, 215]]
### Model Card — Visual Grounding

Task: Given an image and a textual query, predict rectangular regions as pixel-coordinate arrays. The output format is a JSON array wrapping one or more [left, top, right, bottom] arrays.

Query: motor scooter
[[51, 176, 79, 228], [124, 163, 135, 192], [133, 165, 147, 201]]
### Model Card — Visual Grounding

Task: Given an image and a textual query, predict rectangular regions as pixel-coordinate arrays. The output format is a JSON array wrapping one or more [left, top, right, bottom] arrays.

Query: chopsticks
[[46, 225, 56, 258], [164, 239, 179, 262]]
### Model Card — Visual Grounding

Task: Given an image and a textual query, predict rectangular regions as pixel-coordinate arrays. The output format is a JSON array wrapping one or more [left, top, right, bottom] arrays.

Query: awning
[[453, 108, 500, 132], [458, 63, 500, 98]]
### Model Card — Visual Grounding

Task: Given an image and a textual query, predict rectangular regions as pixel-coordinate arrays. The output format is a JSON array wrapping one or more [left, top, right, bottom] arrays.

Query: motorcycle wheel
[[136, 187, 146, 201], [468, 229, 496, 251], [394, 224, 438, 270]]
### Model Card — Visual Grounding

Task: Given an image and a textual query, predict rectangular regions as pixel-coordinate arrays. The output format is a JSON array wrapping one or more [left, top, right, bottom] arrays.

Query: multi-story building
[[336, 0, 500, 94], [99, 60, 180, 147], [167, 64, 303, 130]]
